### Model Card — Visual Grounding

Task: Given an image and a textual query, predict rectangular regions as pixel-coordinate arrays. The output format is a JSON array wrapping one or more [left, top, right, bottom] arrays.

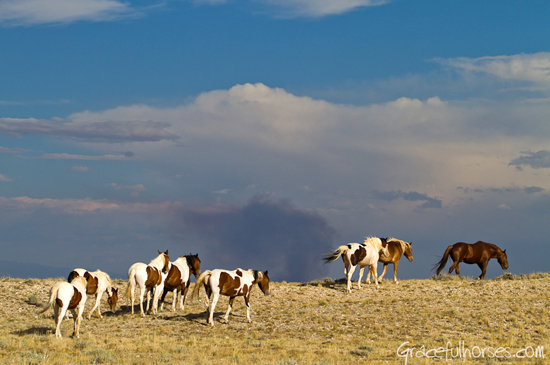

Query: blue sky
[[1, 0, 550, 282]]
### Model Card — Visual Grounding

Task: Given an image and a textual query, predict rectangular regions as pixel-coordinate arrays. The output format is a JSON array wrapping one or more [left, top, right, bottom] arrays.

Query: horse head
[[107, 288, 118, 313], [497, 248, 509, 270], [255, 270, 270, 296], [190, 253, 202, 278], [158, 250, 170, 274], [379, 237, 389, 257], [404, 241, 414, 262]]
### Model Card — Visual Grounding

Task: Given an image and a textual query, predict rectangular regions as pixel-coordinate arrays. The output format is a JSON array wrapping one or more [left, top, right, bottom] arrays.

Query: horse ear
[[503, 249, 506, 253], [165, 250, 169, 255], [264, 270, 268, 276], [410, 242, 413, 245], [158, 250, 161, 254]]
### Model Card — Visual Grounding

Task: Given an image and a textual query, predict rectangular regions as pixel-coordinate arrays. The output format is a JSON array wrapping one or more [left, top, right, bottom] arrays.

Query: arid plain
[[0, 274, 548, 364]]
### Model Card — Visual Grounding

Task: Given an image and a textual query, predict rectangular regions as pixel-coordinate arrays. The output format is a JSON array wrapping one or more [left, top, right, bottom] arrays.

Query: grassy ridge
[[1, 274, 549, 364]]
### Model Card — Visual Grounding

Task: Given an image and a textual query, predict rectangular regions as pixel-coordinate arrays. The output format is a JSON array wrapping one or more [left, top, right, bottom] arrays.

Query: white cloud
[[436, 52, 550, 86], [30, 153, 134, 161], [0, 0, 141, 26], [258, 0, 389, 18]]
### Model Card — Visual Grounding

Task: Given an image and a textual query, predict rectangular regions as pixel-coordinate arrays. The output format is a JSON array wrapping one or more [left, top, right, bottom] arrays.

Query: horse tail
[[126, 266, 137, 301], [37, 283, 62, 314], [323, 245, 349, 264], [192, 270, 212, 300], [433, 245, 454, 275]]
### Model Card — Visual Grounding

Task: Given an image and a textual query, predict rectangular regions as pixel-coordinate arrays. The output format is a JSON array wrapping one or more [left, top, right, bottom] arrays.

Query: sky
[[1, 0, 550, 282]]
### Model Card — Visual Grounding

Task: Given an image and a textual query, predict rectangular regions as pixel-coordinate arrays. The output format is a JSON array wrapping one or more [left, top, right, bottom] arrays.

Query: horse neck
[[149, 254, 165, 270]]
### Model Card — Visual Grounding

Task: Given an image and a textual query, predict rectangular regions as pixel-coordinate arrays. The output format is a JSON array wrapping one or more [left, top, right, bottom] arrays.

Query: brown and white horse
[[37, 276, 88, 339], [365, 238, 413, 284], [323, 237, 389, 293], [192, 268, 270, 326], [67, 268, 118, 319], [126, 250, 170, 316], [159, 253, 202, 312]]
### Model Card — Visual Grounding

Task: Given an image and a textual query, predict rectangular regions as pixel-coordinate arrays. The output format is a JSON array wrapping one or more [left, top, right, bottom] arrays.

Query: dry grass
[[1, 274, 549, 364]]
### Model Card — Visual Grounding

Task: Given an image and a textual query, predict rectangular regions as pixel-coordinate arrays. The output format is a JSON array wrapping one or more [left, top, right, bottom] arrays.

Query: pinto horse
[[159, 253, 202, 312], [433, 241, 509, 280], [126, 250, 170, 316], [365, 238, 413, 284], [323, 237, 389, 293], [67, 269, 118, 319], [37, 276, 88, 339], [192, 268, 270, 326]]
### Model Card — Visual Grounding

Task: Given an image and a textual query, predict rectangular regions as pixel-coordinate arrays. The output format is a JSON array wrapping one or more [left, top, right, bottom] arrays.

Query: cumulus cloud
[[0, 118, 179, 143], [258, 0, 389, 18], [67, 166, 95, 172], [0, 0, 142, 26]]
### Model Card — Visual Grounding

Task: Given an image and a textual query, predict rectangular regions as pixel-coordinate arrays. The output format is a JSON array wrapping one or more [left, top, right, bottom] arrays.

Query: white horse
[[67, 268, 118, 319], [192, 268, 270, 326], [126, 250, 170, 316], [37, 276, 88, 339], [159, 254, 201, 312], [323, 236, 389, 293]]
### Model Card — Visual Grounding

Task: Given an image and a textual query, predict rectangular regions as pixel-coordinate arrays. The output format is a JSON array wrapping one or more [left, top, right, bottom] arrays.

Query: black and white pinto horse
[[323, 237, 389, 293], [192, 268, 270, 326]]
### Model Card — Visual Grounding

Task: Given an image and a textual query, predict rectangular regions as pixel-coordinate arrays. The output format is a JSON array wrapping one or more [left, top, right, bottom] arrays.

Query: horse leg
[[180, 285, 189, 311], [378, 263, 388, 281], [223, 296, 236, 323], [71, 308, 81, 338], [448, 260, 459, 277], [357, 267, 364, 289], [152, 283, 164, 314], [346, 265, 356, 293], [54, 304, 63, 339], [208, 293, 220, 326], [477, 262, 488, 280], [393, 262, 399, 284], [139, 286, 146, 317], [159, 287, 167, 311], [244, 294, 252, 323], [88, 293, 101, 320], [171, 288, 178, 311], [371, 263, 380, 288]]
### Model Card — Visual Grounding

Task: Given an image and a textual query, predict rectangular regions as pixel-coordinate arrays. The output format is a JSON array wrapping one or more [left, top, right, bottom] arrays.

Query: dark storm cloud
[[509, 150, 550, 170], [371, 190, 442, 209], [173, 196, 338, 282], [0, 117, 179, 143]]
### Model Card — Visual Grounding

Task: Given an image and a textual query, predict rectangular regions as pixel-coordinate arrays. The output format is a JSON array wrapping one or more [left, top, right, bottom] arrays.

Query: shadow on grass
[[13, 326, 51, 336]]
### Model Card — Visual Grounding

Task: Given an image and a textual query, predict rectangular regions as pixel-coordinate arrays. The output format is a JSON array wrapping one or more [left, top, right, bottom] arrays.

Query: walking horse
[[323, 237, 389, 293], [433, 241, 508, 280], [192, 268, 270, 326], [67, 268, 118, 319], [37, 276, 88, 339], [126, 250, 170, 316], [159, 253, 202, 312], [365, 238, 413, 284]]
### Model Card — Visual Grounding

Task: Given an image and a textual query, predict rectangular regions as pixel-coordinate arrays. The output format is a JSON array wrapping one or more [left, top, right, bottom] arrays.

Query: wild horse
[[433, 241, 508, 280]]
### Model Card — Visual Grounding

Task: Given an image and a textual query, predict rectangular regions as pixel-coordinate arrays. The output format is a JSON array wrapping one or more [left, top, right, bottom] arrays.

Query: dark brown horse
[[365, 238, 413, 284], [433, 241, 509, 280]]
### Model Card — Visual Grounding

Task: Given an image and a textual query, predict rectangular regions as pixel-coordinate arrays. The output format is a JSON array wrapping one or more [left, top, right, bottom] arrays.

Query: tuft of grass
[[27, 295, 39, 306]]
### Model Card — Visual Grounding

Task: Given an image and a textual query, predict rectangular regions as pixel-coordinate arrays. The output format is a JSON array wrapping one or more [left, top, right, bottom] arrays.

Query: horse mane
[[362, 236, 382, 250], [388, 237, 411, 252]]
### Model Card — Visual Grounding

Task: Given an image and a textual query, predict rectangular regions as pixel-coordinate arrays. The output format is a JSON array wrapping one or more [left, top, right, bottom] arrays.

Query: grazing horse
[[159, 253, 202, 312], [192, 268, 270, 326], [126, 250, 170, 316], [433, 241, 509, 280], [365, 238, 413, 284], [67, 268, 118, 319], [323, 237, 389, 293], [37, 276, 88, 339]]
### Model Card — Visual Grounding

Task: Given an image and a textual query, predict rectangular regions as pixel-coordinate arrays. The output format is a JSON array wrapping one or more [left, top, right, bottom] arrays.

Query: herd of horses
[[37, 238, 509, 339]]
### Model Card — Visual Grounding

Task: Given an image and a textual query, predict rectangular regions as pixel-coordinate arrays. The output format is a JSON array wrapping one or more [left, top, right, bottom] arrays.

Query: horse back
[[452, 242, 486, 263], [379, 242, 401, 263], [216, 269, 251, 297], [84, 272, 99, 295]]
